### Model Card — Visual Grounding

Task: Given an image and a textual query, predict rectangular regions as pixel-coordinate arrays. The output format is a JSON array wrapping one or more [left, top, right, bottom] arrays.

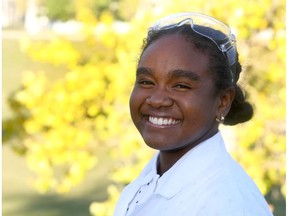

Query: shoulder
[[178, 177, 273, 216], [175, 138, 273, 216], [191, 154, 273, 216]]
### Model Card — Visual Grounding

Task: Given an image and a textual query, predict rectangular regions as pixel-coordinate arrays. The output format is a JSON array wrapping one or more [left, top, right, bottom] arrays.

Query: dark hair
[[139, 25, 253, 125]]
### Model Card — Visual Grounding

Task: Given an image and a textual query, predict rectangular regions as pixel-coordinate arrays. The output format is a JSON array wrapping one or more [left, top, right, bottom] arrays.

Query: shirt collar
[[137, 153, 160, 186], [153, 132, 228, 199]]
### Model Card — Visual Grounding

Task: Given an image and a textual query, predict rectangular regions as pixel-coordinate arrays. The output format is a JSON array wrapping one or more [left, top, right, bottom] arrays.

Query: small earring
[[216, 114, 225, 124]]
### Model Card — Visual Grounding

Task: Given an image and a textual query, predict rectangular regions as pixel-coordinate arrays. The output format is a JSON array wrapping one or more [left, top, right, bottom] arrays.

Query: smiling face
[[130, 33, 223, 153]]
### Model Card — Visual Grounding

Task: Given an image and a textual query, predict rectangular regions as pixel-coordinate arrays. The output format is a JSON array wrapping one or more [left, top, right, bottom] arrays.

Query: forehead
[[139, 34, 210, 78]]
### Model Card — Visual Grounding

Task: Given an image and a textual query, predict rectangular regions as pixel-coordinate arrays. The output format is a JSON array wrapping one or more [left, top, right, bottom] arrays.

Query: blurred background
[[2, 0, 285, 215]]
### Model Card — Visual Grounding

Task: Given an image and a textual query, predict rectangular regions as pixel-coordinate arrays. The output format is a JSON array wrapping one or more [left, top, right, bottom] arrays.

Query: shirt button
[[139, 190, 141, 193]]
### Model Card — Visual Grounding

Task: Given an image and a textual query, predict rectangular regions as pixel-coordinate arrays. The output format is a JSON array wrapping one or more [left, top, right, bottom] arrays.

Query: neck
[[157, 130, 219, 176], [157, 148, 190, 176]]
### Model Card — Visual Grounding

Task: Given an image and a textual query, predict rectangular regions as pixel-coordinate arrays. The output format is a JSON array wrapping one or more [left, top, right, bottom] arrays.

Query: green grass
[[3, 145, 112, 216], [2, 31, 112, 216]]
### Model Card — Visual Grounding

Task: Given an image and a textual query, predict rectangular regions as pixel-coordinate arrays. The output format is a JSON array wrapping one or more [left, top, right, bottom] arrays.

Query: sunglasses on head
[[148, 12, 237, 82]]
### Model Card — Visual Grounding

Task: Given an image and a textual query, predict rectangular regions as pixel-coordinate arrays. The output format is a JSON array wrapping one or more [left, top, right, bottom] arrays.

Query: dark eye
[[136, 80, 155, 87], [140, 80, 153, 85], [174, 84, 191, 90]]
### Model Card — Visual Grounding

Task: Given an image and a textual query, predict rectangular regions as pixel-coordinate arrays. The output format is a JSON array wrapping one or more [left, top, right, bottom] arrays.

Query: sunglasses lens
[[149, 12, 234, 49], [193, 24, 228, 43]]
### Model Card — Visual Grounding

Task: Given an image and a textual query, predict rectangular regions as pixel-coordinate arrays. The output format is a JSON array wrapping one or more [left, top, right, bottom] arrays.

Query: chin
[[144, 140, 181, 151]]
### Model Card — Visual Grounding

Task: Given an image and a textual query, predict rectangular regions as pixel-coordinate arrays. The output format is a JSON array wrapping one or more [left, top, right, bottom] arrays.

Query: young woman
[[114, 12, 273, 216]]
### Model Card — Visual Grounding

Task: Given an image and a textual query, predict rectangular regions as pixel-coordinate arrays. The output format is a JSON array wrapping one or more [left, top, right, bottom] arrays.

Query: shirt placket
[[126, 175, 159, 216]]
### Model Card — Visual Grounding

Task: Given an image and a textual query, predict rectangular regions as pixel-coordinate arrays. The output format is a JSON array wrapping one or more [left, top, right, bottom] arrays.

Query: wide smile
[[148, 116, 181, 127]]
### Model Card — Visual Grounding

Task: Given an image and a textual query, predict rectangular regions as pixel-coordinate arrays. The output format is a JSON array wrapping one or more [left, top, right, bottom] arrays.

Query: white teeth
[[163, 119, 168, 125], [148, 116, 180, 126]]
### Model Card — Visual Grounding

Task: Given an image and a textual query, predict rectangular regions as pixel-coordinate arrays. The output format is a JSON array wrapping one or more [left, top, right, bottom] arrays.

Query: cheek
[[181, 96, 218, 122], [129, 88, 143, 119], [129, 90, 136, 114]]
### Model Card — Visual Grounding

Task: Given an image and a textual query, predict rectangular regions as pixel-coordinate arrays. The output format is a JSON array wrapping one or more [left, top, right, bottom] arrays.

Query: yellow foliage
[[89, 185, 121, 216], [26, 39, 81, 68], [74, 0, 97, 25], [15, 71, 47, 109]]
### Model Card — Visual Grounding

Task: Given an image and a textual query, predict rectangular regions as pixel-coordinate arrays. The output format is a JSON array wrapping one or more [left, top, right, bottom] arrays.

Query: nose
[[145, 89, 174, 108]]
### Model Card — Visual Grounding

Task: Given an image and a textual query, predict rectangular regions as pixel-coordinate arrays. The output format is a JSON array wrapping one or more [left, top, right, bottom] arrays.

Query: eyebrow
[[136, 67, 153, 77], [136, 67, 200, 81], [169, 69, 200, 81]]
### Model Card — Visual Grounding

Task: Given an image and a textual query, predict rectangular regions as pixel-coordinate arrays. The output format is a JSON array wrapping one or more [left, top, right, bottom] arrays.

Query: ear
[[217, 87, 235, 118]]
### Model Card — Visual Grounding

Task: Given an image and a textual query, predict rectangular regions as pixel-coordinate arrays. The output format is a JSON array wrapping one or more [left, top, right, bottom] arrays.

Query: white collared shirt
[[113, 132, 273, 216]]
